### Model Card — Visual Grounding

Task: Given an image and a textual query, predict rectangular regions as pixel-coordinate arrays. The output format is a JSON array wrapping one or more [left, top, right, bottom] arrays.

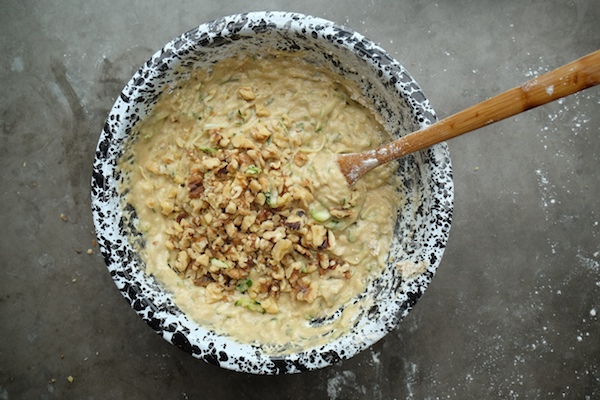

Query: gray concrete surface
[[1, 0, 599, 398]]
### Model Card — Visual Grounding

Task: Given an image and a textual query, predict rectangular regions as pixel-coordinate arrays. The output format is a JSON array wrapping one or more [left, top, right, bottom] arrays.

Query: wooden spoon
[[338, 49, 600, 186]]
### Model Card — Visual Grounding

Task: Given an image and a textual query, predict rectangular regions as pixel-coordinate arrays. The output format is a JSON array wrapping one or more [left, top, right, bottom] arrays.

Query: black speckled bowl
[[91, 11, 453, 374]]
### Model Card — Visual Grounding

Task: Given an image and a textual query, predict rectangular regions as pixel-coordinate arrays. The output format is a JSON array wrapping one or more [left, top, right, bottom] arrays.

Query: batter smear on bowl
[[118, 52, 402, 349]]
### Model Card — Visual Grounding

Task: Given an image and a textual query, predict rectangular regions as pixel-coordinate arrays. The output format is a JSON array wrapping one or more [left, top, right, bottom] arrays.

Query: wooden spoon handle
[[339, 49, 600, 185]]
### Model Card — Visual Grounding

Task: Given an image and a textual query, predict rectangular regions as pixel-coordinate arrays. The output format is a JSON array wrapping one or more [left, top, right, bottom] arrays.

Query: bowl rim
[[91, 10, 453, 374]]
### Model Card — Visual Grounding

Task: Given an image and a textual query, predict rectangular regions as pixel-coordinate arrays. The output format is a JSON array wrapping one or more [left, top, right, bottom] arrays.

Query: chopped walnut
[[239, 86, 256, 101], [159, 133, 354, 312], [293, 152, 309, 167], [252, 123, 272, 143]]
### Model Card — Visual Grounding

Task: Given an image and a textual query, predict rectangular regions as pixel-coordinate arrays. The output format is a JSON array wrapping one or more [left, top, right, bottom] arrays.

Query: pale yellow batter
[[118, 52, 402, 353]]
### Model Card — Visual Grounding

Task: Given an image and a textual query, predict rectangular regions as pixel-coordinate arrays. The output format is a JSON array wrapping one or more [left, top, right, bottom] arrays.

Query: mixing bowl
[[91, 11, 453, 374]]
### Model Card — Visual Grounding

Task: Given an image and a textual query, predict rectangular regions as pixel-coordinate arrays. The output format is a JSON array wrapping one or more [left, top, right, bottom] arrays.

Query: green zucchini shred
[[235, 298, 265, 314]]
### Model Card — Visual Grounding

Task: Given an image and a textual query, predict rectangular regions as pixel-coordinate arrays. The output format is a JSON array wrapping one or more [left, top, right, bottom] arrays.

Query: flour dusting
[[534, 169, 557, 220], [11, 56, 24, 72], [370, 348, 381, 366], [326, 370, 366, 400], [576, 252, 599, 273]]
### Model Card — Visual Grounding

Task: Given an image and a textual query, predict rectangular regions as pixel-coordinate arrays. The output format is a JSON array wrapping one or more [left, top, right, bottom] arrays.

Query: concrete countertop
[[1, 0, 598, 398]]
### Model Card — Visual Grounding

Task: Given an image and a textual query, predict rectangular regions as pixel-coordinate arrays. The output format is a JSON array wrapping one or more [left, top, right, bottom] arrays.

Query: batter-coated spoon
[[337, 49, 600, 186]]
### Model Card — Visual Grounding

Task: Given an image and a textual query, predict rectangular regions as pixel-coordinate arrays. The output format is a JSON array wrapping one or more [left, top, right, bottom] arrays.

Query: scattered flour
[[326, 370, 365, 400], [11, 56, 24, 72], [523, 57, 549, 79], [534, 169, 558, 220], [547, 239, 558, 255], [576, 252, 600, 273], [403, 360, 418, 398], [371, 349, 380, 366]]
